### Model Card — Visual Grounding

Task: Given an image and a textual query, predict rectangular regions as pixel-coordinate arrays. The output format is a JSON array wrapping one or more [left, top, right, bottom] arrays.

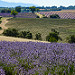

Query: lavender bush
[[39, 12, 75, 19], [0, 13, 37, 18], [0, 41, 75, 75]]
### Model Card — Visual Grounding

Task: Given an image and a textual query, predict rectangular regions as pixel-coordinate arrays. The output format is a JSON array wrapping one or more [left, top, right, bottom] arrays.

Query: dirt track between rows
[[0, 18, 50, 43], [0, 18, 9, 34]]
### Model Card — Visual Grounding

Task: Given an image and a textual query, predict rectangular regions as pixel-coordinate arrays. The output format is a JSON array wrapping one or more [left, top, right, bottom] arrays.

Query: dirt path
[[0, 18, 9, 34], [0, 36, 50, 43], [0, 18, 50, 43]]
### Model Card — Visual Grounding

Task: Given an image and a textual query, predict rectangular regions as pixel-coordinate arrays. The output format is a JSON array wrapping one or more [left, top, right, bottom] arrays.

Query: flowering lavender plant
[[0, 41, 75, 74]]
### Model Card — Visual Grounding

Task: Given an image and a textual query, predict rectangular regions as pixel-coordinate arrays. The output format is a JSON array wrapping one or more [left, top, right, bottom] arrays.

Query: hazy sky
[[1, 0, 75, 7]]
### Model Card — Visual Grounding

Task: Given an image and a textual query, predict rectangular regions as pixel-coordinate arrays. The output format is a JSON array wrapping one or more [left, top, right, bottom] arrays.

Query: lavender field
[[0, 13, 37, 18], [0, 41, 75, 75], [39, 11, 75, 19]]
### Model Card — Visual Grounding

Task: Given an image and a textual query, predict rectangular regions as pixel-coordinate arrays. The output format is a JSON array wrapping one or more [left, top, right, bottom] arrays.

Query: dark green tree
[[50, 14, 60, 19], [66, 35, 75, 43], [29, 6, 36, 13], [15, 6, 21, 13], [11, 10, 18, 18], [35, 33, 42, 40], [36, 8, 39, 12], [46, 29, 62, 42]]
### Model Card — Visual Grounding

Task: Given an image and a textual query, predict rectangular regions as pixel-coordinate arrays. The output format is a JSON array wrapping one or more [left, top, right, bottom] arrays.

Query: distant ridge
[[0, 1, 37, 7]]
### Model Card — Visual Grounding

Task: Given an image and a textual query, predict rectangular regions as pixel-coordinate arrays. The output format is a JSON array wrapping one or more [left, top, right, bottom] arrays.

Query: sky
[[1, 0, 75, 7]]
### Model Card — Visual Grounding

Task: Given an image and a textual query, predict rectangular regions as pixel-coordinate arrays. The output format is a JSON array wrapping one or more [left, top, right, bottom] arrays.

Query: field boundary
[[0, 17, 10, 34], [0, 36, 50, 43]]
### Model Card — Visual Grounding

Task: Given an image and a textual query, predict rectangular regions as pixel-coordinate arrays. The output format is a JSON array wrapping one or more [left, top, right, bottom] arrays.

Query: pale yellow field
[[0, 36, 50, 43]]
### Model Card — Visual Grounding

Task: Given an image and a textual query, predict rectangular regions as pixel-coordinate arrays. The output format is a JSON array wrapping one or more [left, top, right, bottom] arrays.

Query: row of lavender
[[0, 41, 75, 75], [0, 13, 37, 18], [39, 12, 75, 19]]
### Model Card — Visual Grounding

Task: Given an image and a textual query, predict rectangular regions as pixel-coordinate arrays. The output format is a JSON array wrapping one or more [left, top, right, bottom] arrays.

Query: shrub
[[46, 32, 58, 42], [25, 32, 33, 39], [46, 29, 62, 42], [35, 33, 42, 40], [66, 35, 75, 43], [36, 16, 40, 18], [0, 21, 2, 24], [0, 16, 2, 19], [50, 14, 60, 19], [11, 10, 18, 18], [43, 16, 48, 18], [49, 37, 58, 42], [3, 28, 19, 37], [19, 31, 33, 39], [18, 31, 27, 38], [0, 27, 2, 30]]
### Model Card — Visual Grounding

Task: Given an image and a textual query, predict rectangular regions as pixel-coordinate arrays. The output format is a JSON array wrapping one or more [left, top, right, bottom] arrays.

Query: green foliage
[[3, 28, 19, 37], [18, 31, 27, 38], [35, 33, 42, 40], [29, 6, 36, 13], [46, 32, 58, 42], [11, 10, 18, 17], [0, 27, 2, 30], [0, 16, 2, 19], [36, 8, 39, 12], [18, 58, 34, 72], [21, 62, 34, 71], [0, 61, 17, 75], [42, 14, 48, 18], [33, 71, 39, 75], [18, 31, 33, 39], [50, 64, 75, 75], [1, 9, 11, 13], [42, 16, 48, 18], [3, 28, 33, 39], [49, 37, 58, 42], [36, 16, 40, 18], [25, 32, 32, 39], [46, 29, 62, 42], [50, 14, 60, 19], [44, 67, 50, 75], [15, 6, 21, 13], [19, 31, 32, 39], [0, 21, 2, 24], [66, 35, 75, 43]]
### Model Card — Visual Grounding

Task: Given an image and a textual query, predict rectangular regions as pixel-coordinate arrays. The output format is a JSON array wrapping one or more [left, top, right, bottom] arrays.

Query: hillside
[[6, 18, 75, 43]]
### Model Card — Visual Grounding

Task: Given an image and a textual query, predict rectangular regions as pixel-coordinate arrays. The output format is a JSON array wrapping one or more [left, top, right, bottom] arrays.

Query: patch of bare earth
[[0, 18, 49, 43], [0, 36, 50, 43], [0, 18, 9, 34]]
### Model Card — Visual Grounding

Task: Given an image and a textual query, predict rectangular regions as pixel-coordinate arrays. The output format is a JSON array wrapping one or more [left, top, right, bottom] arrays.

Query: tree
[[66, 35, 75, 43], [46, 29, 62, 42], [7, 9, 11, 13], [50, 14, 60, 19], [15, 6, 21, 13], [35, 33, 42, 40], [1, 9, 11, 13], [29, 6, 36, 13], [36, 8, 39, 12], [11, 10, 18, 18]]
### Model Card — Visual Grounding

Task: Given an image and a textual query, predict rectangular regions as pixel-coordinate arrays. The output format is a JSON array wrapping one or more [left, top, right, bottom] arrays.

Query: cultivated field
[[0, 10, 75, 75], [0, 13, 37, 18], [39, 11, 75, 19], [0, 41, 75, 75], [6, 18, 75, 43]]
